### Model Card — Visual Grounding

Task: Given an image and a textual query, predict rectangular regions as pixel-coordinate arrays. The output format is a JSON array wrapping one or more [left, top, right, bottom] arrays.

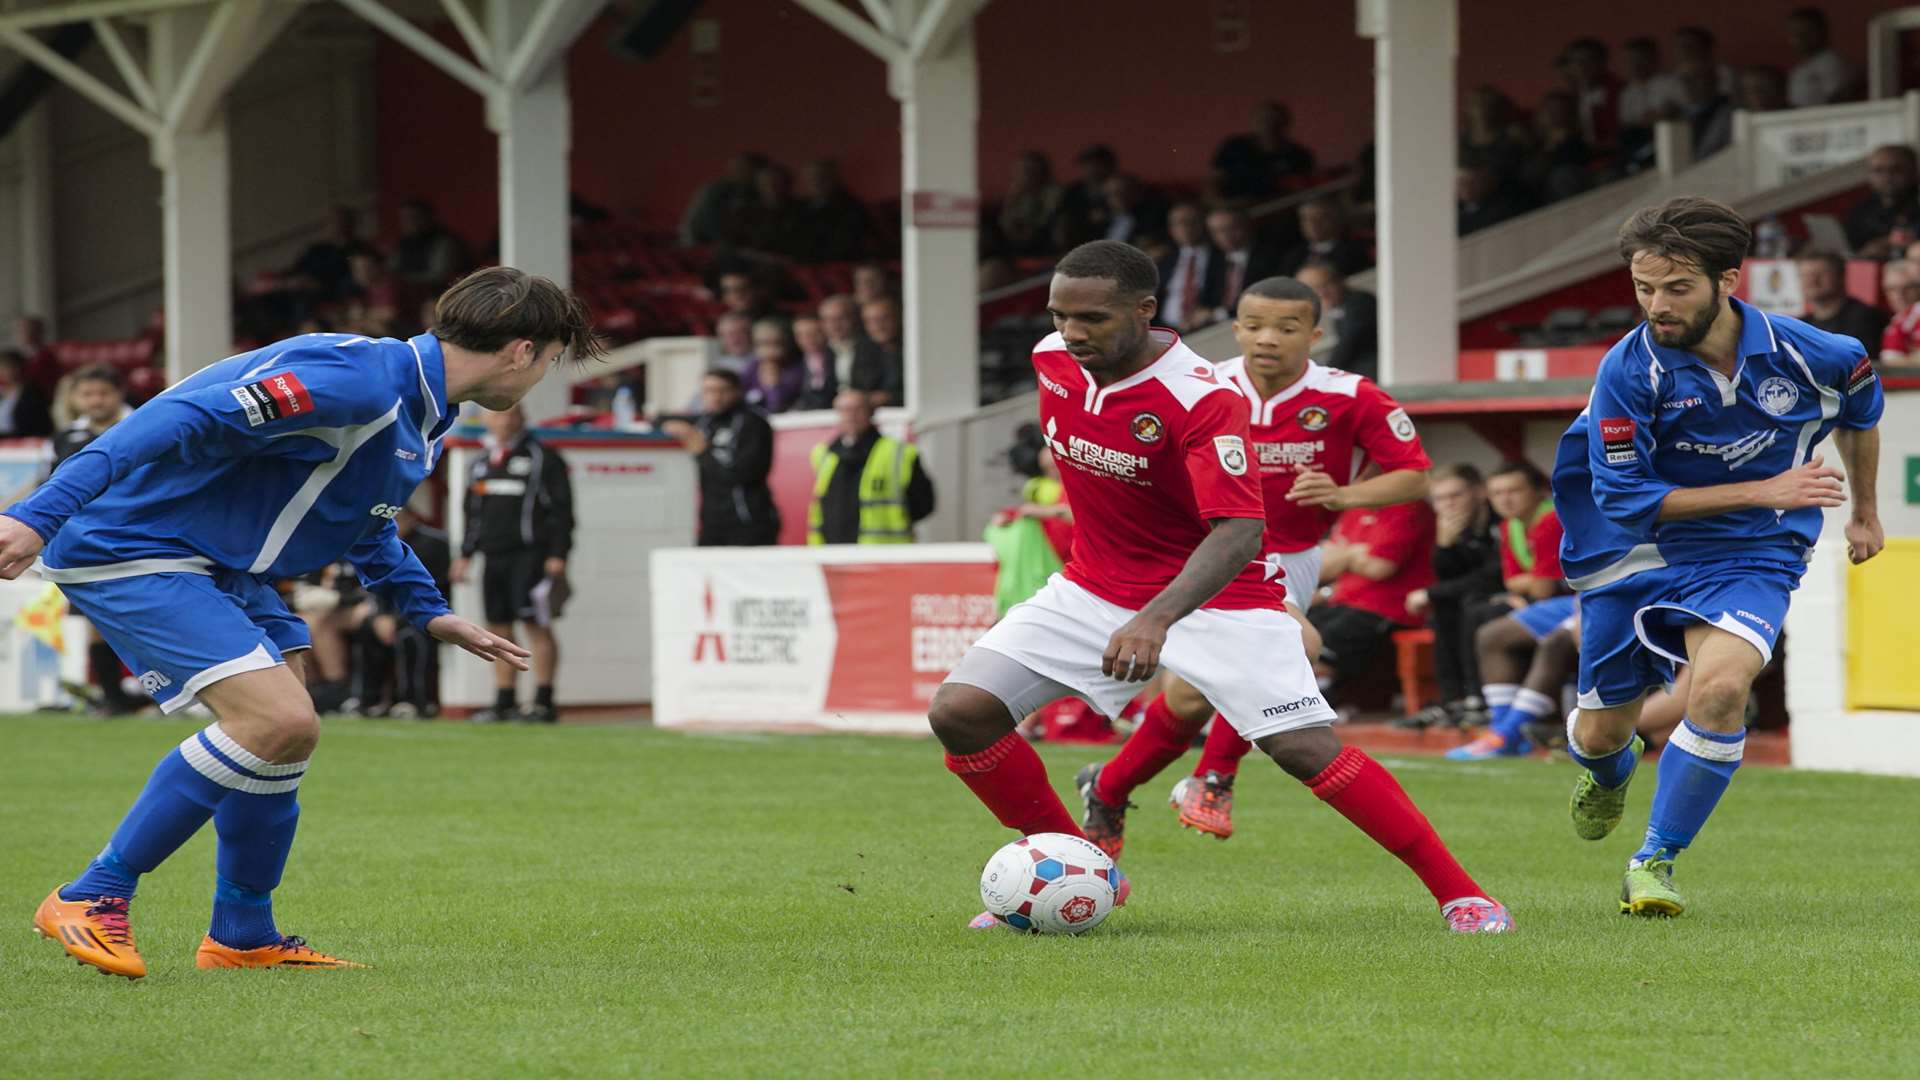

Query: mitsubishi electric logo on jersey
[[1676, 430, 1778, 470], [1257, 440, 1324, 468], [1044, 417, 1151, 482]]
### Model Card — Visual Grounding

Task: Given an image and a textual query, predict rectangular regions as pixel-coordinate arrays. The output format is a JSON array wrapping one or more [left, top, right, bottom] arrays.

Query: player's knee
[[927, 683, 1009, 753], [1162, 681, 1212, 728], [1687, 670, 1751, 729], [1257, 725, 1341, 781], [1473, 617, 1512, 656]]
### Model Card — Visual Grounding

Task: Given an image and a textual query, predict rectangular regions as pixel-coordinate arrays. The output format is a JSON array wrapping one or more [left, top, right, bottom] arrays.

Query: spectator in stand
[[1561, 37, 1621, 150], [1675, 62, 1734, 161], [12, 315, 56, 394], [1202, 206, 1283, 323], [287, 205, 374, 303], [1279, 197, 1369, 278], [388, 199, 471, 287], [717, 270, 777, 322], [1052, 143, 1119, 249], [1294, 258, 1378, 381], [744, 317, 807, 414], [711, 312, 757, 379], [1674, 25, 1736, 97], [852, 262, 896, 305], [808, 389, 934, 544], [681, 151, 767, 247], [1402, 464, 1504, 730], [1457, 166, 1527, 235], [793, 315, 838, 410], [1785, 6, 1859, 108], [452, 405, 575, 724], [342, 251, 400, 336], [1210, 99, 1316, 201], [1097, 174, 1167, 247], [995, 150, 1063, 258], [1459, 85, 1531, 201], [1796, 249, 1888, 351], [1618, 37, 1685, 149], [0, 350, 53, 438], [1308, 499, 1436, 701], [1879, 260, 1920, 366], [1737, 66, 1790, 114], [799, 158, 870, 263], [1520, 90, 1595, 204], [817, 294, 877, 395], [1154, 202, 1223, 332], [856, 296, 906, 405], [1844, 145, 1920, 258], [662, 369, 781, 546], [741, 162, 810, 260]]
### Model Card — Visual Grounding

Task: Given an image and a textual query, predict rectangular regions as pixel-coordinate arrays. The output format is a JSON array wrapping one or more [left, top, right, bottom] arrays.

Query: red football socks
[[945, 731, 1085, 838], [1193, 717, 1254, 779], [1307, 746, 1482, 905], [1094, 694, 1197, 805]]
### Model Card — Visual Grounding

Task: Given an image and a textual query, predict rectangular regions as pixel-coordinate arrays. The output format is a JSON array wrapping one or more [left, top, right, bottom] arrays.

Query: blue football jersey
[[1554, 298, 1882, 588], [6, 332, 460, 628]]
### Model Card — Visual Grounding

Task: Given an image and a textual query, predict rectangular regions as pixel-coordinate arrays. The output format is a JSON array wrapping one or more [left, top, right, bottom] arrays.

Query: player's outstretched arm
[[427, 614, 531, 671], [1832, 427, 1883, 564], [1103, 516, 1263, 683], [1286, 466, 1430, 511]]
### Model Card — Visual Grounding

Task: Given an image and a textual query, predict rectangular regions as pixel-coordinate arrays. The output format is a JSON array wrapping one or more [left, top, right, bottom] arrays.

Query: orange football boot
[[33, 887, 146, 979], [196, 934, 367, 970], [1176, 770, 1236, 840]]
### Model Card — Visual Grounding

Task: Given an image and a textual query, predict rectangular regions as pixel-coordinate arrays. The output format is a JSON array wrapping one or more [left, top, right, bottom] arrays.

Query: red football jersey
[[1498, 506, 1565, 582], [1215, 357, 1433, 553], [1327, 500, 1436, 625], [1031, 329, 1283, 611], [1882, 304, 1920, 359]]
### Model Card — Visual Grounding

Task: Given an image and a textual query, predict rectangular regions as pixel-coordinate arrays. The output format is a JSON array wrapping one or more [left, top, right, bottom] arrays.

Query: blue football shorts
[[55, 568, 311, 714], [1575, 558, 1803, 710], [1511, 595, 1578, 640]]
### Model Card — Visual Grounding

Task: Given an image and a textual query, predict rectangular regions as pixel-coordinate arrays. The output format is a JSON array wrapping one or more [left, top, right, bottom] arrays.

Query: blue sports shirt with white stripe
[[4, 332, 460, 629], [1553, 297, 1882, 589]]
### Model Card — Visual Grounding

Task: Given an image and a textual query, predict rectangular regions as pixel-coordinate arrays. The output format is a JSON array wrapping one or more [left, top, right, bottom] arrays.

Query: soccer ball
[[978, 832, 1122, 934]]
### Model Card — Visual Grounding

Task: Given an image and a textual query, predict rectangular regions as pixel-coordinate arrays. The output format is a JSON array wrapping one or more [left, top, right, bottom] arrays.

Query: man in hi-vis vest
[[808, 390, 935, 544]]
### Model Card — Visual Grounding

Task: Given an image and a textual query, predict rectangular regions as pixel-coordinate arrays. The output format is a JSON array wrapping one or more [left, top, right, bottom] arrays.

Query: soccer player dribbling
[[1554, 197, 1883, 916], [1073, 276, 1435, 847], [6, 268, 603, 977], [930, 241, 1510, 934]]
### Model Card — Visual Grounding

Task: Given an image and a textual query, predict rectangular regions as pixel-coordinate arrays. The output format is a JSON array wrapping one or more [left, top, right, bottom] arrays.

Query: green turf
[[3, 714, 1919, 1078]]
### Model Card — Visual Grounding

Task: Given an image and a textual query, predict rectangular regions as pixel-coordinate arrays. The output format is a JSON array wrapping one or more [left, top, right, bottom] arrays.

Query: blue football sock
[[1495, 687, 1555, 743], [209, 876, 281, 950], [61, 737, 232, 901], [199, 725, 307, 949], [1480, 683, 1516, 738], [1635, 718, 1744, 863], [1565, 712, 1639, 789]]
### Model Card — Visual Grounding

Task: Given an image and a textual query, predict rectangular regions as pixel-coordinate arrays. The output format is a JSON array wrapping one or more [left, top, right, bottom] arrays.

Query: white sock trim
[[1483, 683, 1518, 708], [198, 723, 307, 777], [1511, 687, 1556, 719], [1668, 719, 1746, 763]]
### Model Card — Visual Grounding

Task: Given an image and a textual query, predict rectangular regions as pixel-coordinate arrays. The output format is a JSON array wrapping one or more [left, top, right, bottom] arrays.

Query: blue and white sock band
[[1483, 683, 1518, 709], [1511, 687, 1556, 720], [1667, 718, 1745, 763], [178, 723, 307, 795]]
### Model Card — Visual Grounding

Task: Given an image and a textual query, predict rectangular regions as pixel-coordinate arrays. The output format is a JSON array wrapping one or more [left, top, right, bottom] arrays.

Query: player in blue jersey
[[1552, 197, 1883, 917], [8, 267, 602, 977]]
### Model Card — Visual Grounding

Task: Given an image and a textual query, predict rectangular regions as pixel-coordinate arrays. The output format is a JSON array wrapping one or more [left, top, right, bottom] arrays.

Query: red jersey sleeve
[[1350, 379, 1433, 475], [1359, 500, 1434, 568], [1529, 510, 1565, 580], [1180, 388, 1265, 521]]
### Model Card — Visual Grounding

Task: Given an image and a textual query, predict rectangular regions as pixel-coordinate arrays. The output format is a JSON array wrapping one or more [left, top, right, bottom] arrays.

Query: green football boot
[[1620, 851, 1685, 917], [1570, 734, 1645, 841]]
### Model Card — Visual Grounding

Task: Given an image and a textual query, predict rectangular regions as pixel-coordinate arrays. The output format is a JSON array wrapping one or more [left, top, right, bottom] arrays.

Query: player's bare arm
[[1286, 465, 1429, 510], [1102, 516, 1262, 682], [1655, 453, 1847, 522], [1831, 426, 1883, 564]]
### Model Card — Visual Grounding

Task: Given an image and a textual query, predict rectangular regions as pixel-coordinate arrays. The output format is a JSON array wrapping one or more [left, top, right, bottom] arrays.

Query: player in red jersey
[[1077, 276, 1435, 847], [931, 243, 1510, 934]]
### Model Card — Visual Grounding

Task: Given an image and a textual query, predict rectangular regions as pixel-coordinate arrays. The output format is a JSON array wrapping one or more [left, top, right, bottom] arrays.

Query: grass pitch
[[3, 713, 1918, 1078]]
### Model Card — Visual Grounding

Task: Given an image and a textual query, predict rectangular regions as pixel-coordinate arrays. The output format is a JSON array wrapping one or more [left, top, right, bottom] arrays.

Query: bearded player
[[10, 268, 601, 978], [929, 242, 1509, 934], [1075, 276, 1433, 850]]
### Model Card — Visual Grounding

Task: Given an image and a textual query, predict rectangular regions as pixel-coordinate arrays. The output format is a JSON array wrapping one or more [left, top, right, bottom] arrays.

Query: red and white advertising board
[[651, 543, 997, 733]]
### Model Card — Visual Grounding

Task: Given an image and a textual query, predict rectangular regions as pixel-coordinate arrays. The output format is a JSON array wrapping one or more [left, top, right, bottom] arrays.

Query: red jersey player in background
[[1076, 276, 1435, 849], [931, 241, 1510, 934]]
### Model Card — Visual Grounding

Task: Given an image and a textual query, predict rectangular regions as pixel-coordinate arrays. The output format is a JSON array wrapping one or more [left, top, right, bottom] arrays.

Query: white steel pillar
[[894, 22, 979, 421], [156, 120, 232, 377], [1360, 0, 1457, 385], [17, 102, 57, 330]]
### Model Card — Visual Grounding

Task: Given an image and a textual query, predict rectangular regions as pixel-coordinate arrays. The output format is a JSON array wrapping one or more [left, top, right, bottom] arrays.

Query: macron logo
[[1037, 371, 1069, 399]]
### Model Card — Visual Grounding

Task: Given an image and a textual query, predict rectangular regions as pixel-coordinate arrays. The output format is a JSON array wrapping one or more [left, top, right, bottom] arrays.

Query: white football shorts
[[947, 573, 1335, 742]]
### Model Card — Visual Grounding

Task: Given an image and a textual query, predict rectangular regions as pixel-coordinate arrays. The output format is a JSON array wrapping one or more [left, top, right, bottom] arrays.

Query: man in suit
[[1204, 206, 1284, 321], [1154, 202, 1224, 331], [1296, 258, 1379, 381], [1279, 198, 1371, 278]]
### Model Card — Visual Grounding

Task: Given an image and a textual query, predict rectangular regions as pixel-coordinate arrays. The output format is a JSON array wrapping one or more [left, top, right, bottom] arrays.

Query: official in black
[[662, 369, 781, 545]]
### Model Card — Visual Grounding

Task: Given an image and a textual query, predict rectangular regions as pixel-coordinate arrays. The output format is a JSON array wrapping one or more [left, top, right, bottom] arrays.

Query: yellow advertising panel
[[1847, 539, 1920, 710]]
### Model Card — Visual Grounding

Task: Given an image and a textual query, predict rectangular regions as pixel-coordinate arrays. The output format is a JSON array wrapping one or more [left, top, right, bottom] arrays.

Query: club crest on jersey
[[1757, 377, 1799, 416], [1386, 407, 1417, 442], [1214, 435, 1248, 476], [1296, 405, 1330, 432], [230, 371, 315, 427], [1130, 411, 1165, 445]]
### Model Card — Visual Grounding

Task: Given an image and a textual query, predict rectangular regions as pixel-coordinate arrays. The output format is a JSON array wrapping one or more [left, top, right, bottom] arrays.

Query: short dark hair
[[1433, 462, 1485, 487], [1796, 248, 1846, 276], [69, 363, 124, 391], [1076, 143, 1116, 167], [702, 367, 743, 390], [1489, 459, 1548, 490], [1874, 143, 1919, 168], [433, 266, 605, 364], [1567, 37, 1608, 60], [1616, 197, 1752, 281], [1240, 276, 1322, 324], [1054, 240, 1158, 297], [1676, 25, 1715, 49], [1623, 36, 1658, 54], [1788, 6, 1827, 30]]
